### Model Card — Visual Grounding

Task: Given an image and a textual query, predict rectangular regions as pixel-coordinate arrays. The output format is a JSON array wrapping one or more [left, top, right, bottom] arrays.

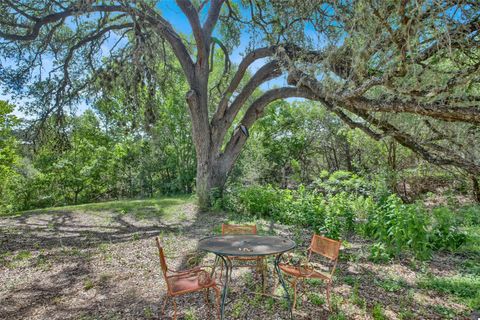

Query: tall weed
[[223, 183, 470, 258]]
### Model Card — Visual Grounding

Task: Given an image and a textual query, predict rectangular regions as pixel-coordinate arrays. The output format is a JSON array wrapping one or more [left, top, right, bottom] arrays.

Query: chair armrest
[[167, 269, 213, 287], [167, 267, 204, 277], [282, 251, 310, 266]]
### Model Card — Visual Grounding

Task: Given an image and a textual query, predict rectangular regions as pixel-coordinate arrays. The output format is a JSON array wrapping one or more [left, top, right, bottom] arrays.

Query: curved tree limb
[[345, 97, 480, 124], [287, 69, 480, 125], [347, 107, 480, 175], [221, 86, 317, 168], [212, 46, 277, 120], [0, 4, 127, 41], [177, 0, 207, 62]]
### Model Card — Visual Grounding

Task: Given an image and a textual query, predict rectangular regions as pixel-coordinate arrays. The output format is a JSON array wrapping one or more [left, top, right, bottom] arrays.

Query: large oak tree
[[1, 0, 479, 206]]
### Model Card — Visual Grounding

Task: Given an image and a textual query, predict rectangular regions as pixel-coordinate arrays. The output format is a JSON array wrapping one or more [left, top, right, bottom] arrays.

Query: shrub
[[457, 205, 480, 227], [369, 243, 391, 263], [362, 194, 431, 259], [223, 183, 468, 257], [313, 170, 372, 196], [321, 192, 367, 239], [429, 207, 467, 251]]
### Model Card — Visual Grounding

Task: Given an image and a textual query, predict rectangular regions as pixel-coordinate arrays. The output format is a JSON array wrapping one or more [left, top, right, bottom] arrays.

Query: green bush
[[313, 170, 372, 196], [363, 194, 431, 259], [321, 192, 372, 239], [429, 207, 467, 251], [223, 184, 469, 257], [369, 243, 391, 263], [457, 205, 480, 227]]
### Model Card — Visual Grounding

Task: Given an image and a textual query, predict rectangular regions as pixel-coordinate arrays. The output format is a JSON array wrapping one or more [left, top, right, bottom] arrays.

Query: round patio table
[[198, 235, 296, 320]]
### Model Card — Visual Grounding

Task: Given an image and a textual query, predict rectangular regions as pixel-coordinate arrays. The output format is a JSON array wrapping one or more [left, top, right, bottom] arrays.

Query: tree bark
[[345, 142, 353, 172], [195, 155, 229, 209], [472, 175, 480, 204]]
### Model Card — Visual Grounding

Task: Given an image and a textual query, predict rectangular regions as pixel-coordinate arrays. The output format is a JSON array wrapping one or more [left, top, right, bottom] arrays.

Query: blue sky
[[1, 1, 298, 118]]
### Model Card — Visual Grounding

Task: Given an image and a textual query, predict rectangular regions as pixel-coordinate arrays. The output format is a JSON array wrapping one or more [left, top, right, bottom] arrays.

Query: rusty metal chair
[[278, 234, 341, 311], [217, 224, 267, 290], [155, 237, 221, 320]]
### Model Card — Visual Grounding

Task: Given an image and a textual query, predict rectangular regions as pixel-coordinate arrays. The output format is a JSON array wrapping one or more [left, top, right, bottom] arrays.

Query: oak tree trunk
[[195, 157, 229, 209], [472, 175, 480, 204]]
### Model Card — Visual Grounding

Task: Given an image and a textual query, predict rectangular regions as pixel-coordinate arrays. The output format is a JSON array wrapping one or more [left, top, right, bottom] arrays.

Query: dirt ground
[[0, 199, 477, 319]]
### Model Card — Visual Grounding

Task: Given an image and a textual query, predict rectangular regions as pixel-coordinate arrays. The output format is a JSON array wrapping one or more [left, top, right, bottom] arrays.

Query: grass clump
[[371, 303, 387, 320], [83, 278, 94, 291], [418, 275, 480, 309], [374, 277, 407, 293]]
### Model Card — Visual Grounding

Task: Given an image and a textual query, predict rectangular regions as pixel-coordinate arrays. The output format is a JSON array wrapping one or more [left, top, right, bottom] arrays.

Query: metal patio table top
[[198, 235, 296, 320], [198, 235, 296, 257]]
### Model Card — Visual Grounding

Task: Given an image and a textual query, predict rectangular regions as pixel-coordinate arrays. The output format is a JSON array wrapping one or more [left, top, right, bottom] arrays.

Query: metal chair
[[278, 234, 341, 311], [155, 237, 221, 320], [218, 224, 267, 290]]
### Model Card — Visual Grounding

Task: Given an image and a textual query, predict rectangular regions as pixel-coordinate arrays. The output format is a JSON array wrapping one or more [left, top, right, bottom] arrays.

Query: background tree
[[0, 100, 20, 212], [0, 0, 478, 207]]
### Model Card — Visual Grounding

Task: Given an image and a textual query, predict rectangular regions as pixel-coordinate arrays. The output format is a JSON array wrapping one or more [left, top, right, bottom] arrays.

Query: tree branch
[[203, 0, 225, 38], [221, 86, 317, 162], [224, 60, 282, 124], [213, 46, 277, 120], [0, 4, 126, 41], [347, 107, 480, 175], [176, 0, 208, 62], [345, 97, 480, 124], [288, 69, 480, 125]]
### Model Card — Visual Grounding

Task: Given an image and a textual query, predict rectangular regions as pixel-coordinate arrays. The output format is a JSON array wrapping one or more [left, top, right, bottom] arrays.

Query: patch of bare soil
[[0, 203, 473, 319]]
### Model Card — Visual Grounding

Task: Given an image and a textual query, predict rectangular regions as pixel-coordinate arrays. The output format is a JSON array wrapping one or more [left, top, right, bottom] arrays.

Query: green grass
[[8, 195, 194, 220], [14, 250, 32, 261], [342, 275, 357, 286], [371, 303, 387, 320], [432, 305, 458, 319], [374, 277, 407, 293], [231, 300, 245, 318], [350, 282, 366, 308], [308, 292, 326, 306], [418, 274, 480, 309], [83, 278, 94, 290], [184, 308, 198, 320]]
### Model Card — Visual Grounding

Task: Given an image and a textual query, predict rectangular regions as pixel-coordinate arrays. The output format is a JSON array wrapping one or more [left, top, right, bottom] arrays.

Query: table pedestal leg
[[217, 255, 232, 320], [275, 253, 293, 320]]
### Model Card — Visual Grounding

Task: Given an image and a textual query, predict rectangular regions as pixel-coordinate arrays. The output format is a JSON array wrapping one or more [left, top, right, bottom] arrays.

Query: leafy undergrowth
[[0, 197, 479, 320]]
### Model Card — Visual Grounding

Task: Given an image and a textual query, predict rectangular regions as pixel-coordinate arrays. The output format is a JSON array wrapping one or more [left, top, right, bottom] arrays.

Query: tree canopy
[[0, 0, 479, 206]]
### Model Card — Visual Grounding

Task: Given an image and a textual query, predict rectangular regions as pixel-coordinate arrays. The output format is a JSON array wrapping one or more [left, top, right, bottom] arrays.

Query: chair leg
[[261, 267, 265, 293], [214, 287, 221, 320], [326, 283, 332, 311], [219, 261, 224, 281], [172, 297, 178, 320], [292, 279, 298, 310], [211, 256, 218, 278], [260, 258, 266, 293], [161, 295, 169, 318], [204, 288, 210, 305]]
